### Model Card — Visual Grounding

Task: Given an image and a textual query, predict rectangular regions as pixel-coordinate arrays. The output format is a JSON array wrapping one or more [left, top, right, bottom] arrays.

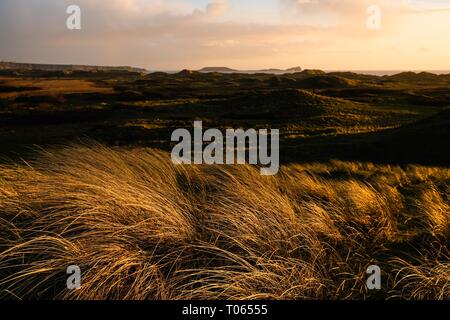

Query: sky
[[0, 0, 449, 71]]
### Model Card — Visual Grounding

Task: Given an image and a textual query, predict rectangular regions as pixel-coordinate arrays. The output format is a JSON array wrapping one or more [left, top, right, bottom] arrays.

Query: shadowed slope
[[362, 108, 450, 165]]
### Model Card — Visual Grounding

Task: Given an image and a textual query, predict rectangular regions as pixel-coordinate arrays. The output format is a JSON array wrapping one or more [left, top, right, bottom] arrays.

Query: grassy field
[[0, 144, 448, 299], [0, 68, 449, 299], [0, 69, 449, 163]]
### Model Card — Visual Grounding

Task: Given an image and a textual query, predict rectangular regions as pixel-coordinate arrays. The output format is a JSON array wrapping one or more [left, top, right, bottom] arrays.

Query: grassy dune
[[0, 143, 448, 300]]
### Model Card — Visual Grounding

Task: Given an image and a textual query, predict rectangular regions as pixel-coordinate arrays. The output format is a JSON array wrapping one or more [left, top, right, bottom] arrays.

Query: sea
[[327, 70, 450, 76], [157, 70, 450, 76]]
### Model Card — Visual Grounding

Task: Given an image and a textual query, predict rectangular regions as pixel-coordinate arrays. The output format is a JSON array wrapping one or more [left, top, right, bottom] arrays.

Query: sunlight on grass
[[0, 143, 448, 300]]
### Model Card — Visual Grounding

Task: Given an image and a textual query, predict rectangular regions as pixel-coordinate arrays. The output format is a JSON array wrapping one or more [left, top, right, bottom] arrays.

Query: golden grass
[[0, 78, 113, 100], [0, 143, 448, 300]]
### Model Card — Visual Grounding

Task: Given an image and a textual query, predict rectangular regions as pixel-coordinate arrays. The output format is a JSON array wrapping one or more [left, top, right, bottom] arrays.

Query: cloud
[[0, 0, 319, 69], [280, 0, 450, 22], [206, 0, 230, 16], [403, 0, 450, 11], [0, 0, 449, 70], [278, 0, 419, 40], [280, 0, 405, 22]]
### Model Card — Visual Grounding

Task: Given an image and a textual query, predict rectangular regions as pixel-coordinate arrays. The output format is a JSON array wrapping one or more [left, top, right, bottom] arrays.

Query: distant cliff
[[0, 61, 148, 73], [198, 66, 302, 74], [198, 67, 238, 73]]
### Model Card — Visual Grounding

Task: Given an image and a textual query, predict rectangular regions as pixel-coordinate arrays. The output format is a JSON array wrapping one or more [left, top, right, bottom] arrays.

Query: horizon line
[[2, 60, 450, 75]]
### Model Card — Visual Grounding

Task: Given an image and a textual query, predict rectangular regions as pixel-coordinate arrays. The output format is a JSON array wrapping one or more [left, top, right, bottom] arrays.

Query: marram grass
[[0, 143, 448, 300]]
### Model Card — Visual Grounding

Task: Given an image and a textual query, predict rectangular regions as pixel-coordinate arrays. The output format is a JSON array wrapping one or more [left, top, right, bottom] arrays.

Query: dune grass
[[0, 143, 448, 300]]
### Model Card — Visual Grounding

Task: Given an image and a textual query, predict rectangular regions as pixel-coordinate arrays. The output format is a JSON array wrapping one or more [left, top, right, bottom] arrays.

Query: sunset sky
[[0, 0, 449, 70]]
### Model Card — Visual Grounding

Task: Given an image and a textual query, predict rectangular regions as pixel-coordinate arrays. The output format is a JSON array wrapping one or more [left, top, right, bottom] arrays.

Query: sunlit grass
[[0, 143, 448, 300]]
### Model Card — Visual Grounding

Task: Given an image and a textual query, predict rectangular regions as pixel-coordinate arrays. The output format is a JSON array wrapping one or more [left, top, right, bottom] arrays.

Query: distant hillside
[[387, 71, 440, 82], [198, 67, 237, 73], [0, 61, 148, 73], [294, 69, 326, 77], [286, 66, 303, 72], [201, 89, 360, 119], [198, 66, 303, 74], [295, 75, 359, 88]]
